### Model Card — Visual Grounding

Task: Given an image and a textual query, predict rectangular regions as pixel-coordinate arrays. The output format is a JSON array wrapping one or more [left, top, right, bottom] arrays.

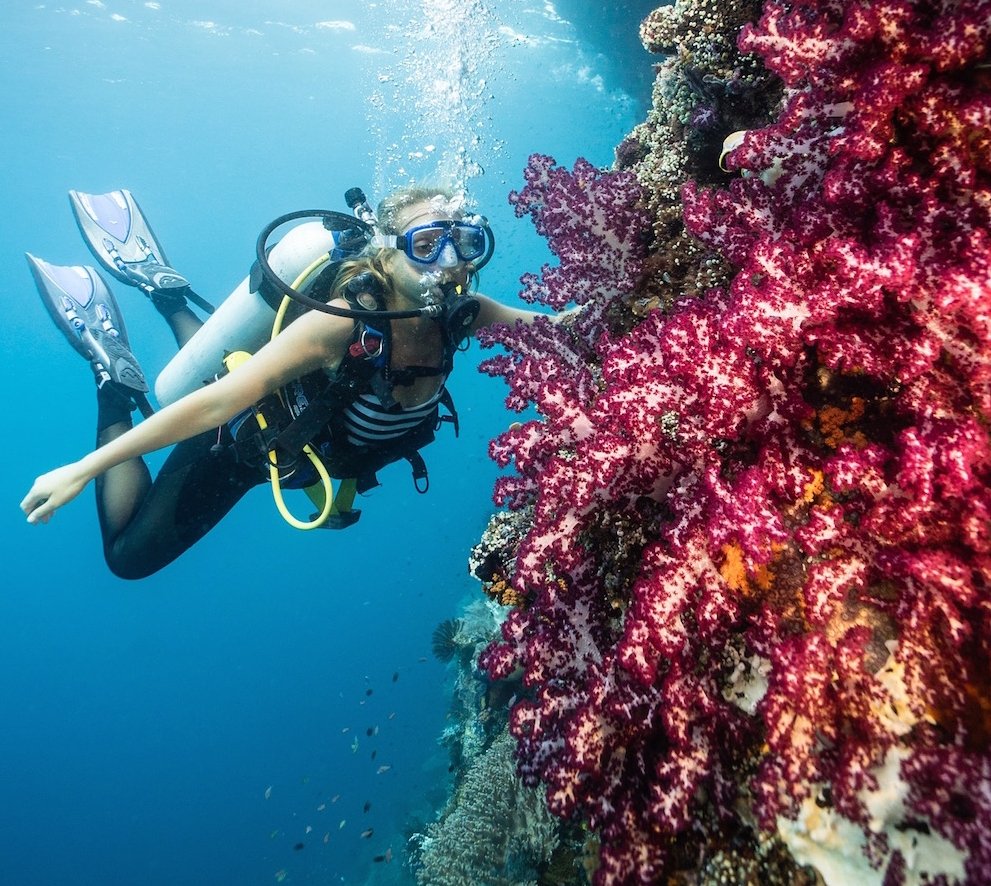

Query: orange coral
[[720, 542, 809, 634], [483, 573, 526, 608], [790, 468, 834, 518], [816, 397, 868, 449], [801, 469, 825, 504], [720, 542, 775, 597]]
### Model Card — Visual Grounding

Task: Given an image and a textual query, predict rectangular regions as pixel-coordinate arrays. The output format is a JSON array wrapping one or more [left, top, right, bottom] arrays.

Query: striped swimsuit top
[[339, 387, 444, 448]]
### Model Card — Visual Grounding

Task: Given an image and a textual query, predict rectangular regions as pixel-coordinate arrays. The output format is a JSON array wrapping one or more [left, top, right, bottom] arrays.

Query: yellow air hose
[[229, 251, 356, 530]]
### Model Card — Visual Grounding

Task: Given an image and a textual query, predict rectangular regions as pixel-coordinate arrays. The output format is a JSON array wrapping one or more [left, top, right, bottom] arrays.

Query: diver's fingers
[[22, 494, 54, 525], [20, 489, 43, 516], [21, 480, 59, 524], [30, 508, 53, 525], [22, 464, 90, 525]]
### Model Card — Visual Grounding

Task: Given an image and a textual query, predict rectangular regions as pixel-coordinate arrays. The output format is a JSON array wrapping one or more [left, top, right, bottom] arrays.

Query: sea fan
[[431, 618, 464, 663]]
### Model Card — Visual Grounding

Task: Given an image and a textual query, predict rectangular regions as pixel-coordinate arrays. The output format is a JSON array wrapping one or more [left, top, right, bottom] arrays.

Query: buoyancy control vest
[[224, 273, 475, 506], [228, 333, 461, 497]]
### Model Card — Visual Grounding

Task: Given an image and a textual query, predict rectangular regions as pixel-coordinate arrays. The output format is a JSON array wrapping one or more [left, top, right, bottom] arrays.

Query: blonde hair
[[330, 184, 478, 305], [375, 185, 463, 234]]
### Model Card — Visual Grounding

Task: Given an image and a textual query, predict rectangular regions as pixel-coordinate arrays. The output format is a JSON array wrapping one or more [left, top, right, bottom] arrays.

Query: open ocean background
[[0, 2, 656, 883]]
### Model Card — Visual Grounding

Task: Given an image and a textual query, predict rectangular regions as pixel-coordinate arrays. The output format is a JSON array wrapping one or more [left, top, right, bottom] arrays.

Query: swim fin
[[68, 189, 214, 314], [26, 254, 154, 417]]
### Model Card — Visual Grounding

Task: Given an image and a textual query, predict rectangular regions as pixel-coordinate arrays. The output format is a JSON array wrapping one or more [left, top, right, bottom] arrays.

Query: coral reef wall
[[411, 730, 561, 886], [410, 601, 579, 885], [474, 1, 991, 884]]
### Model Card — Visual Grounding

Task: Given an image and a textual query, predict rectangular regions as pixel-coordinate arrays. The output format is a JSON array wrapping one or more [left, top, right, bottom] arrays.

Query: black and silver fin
[[26, 253, 150, 397], [68, 188, 190, 293]]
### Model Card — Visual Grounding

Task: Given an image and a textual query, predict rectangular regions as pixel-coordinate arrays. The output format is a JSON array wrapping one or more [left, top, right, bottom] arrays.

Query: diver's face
[[388, 201, 470, 300]]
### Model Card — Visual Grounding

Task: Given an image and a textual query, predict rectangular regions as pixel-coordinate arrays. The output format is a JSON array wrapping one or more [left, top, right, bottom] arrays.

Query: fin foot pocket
[[109, 251, 191, 294]]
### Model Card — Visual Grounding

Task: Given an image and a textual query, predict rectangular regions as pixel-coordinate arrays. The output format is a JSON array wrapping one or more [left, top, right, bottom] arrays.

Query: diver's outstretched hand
[[21, 462, 91, 524]]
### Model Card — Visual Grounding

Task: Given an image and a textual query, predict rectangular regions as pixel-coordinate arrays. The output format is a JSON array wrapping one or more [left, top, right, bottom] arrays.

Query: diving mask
[[375, 219, 493, 267]]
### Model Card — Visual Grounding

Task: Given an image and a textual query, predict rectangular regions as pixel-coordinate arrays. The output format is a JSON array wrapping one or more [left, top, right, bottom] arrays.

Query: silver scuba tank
[[154, 222, 341, 405]]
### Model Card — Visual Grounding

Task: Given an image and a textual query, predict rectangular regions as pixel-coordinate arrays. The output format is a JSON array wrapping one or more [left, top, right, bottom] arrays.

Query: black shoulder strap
[[273, 374, 352, 457], [438, 387, 459, 437]]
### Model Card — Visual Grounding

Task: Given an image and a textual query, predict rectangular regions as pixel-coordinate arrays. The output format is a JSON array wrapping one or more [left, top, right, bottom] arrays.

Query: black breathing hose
[[254, 209, 440, 321]]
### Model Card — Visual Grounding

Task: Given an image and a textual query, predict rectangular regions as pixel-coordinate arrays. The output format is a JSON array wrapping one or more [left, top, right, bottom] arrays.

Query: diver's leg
[[97, 425, 261, 579], [151, 290, 203, 349], [93, 383, 153, 544]]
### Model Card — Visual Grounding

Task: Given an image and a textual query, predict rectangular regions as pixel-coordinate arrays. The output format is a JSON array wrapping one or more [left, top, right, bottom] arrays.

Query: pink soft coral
[[479, 1, 991, 883]]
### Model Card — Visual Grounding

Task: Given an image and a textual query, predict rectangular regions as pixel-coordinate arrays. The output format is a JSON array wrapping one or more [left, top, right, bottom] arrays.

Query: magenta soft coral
[[480, 1, 990, 883]]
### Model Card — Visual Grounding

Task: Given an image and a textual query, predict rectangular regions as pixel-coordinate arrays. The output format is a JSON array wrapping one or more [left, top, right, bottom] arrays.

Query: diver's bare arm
[[471, 294, 545, 331], [471, 293, 578, 333], [21, 309, 354, 523]]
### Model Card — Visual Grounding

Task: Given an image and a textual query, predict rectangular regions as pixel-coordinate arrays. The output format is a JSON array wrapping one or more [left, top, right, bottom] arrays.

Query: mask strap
[[369, 233, 403, 250]]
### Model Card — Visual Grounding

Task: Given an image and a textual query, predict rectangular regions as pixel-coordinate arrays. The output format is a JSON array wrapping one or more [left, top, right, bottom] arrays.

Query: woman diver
[[20, 185, 546, 579]]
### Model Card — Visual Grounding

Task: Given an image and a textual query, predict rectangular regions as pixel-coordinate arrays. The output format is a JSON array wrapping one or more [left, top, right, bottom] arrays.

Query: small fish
[[339, 819, 346, 830], [360, 828, 374, 839], [331, 794, 340, 804], [365, 688, 373, 696], [323, 832, 330, 844], [264, 785, 272, 800], [366, 727, 374, 737], [376, 765, 392, 775], [275, 870, 288, 882], [363, 801, 371, 813], [351, 737, 359, 753], [392, 672, 399, 683], [317, 803, 326, 811], [293, 842, 305, 851], [341, 727, 350, 734], [418, 656, 427, 663], [305, 825, 312, 835], [371, 750, 377, 761], [372, 846, 394, 863], [388, 712, 397, 720]]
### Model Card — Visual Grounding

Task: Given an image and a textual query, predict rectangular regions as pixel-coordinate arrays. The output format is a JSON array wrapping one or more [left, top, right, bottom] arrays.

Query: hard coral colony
[[476, 1, 991, 884]]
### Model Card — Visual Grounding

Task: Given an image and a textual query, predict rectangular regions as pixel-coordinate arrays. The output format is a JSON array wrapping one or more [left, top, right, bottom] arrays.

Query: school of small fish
[[264, 665, 417, 879]]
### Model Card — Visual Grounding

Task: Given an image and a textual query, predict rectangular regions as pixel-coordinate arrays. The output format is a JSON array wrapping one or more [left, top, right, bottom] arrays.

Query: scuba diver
[[20, 185, 547, 579]]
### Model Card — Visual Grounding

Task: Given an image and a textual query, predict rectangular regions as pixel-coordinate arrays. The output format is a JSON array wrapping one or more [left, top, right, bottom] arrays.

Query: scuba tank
[[155, 220, 347, 405]]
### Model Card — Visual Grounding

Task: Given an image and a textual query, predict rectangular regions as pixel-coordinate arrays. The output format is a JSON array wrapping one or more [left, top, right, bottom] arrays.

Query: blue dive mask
[[380, 220, 492, 266]]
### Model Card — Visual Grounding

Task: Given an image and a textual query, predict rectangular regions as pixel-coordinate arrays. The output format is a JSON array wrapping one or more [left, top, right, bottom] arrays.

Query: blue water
[[0, 2, 651, 883]]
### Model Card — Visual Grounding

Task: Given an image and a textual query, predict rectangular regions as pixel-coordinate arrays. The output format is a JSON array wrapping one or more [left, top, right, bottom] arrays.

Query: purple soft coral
[[480, 1, 991, 883]]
